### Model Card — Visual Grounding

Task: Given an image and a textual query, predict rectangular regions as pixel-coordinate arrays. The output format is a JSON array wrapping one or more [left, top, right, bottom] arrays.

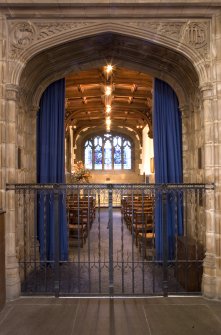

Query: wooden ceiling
[[65, 66, 153, 139]]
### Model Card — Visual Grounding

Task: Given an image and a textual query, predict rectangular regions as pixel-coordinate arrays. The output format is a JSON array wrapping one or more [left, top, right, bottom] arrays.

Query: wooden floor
[[1, 297, 221, 335]]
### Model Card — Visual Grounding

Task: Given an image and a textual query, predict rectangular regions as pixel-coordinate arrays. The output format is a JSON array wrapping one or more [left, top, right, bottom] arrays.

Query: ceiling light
[[106, 105, 111, 114], [106, 116, 111, 127], [106, 64, 113, 73], [105, 86, 112, 96]]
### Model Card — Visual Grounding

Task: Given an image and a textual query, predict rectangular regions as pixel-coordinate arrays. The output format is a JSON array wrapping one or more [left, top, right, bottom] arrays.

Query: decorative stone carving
[[9, 22, 37, 59], [127, 21, 209, 58], [126, 22, 184, 41], [182, 22, 209, 57], [36, 22, 91, 40], [8, 19, 210, 60]]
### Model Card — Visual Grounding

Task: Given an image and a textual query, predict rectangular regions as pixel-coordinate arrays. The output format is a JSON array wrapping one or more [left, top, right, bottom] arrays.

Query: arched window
[[84, 133, 132, 170]]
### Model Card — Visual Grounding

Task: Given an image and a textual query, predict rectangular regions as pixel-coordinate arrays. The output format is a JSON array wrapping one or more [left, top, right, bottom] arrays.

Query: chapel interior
[[64, 64, 155, 184]]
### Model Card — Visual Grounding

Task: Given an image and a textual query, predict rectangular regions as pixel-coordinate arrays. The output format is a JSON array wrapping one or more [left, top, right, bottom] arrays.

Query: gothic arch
[[4, 18, 217, 301], [8, 20, 210, 109]]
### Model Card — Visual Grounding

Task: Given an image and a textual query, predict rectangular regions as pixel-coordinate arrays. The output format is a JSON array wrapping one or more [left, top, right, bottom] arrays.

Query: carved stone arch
[[11, 21, 208, 90], [16, 35, 201, 113]]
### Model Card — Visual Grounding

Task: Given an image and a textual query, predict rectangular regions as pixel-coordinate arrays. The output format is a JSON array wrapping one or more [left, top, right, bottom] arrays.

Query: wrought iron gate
[[7, 183, 214, 297]]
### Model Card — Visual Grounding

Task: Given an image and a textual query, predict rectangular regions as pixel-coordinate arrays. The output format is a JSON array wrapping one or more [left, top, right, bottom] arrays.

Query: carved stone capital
[[199, 83, 213, 100], [5, 84, 19, 101]]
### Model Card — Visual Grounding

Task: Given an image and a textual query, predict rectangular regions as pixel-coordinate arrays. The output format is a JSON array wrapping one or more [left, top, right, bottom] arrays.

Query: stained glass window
[[123, 140, 131, 169], [94, 136, 102, 170], [84, 140, 92, 169], [114, 136, 122, 170], [104, 139, 112, 170], [84, 133, 132, 170]]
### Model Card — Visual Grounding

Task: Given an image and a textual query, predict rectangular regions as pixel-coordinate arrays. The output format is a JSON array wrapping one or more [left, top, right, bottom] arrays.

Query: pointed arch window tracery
[[84, 133, 132, 170]]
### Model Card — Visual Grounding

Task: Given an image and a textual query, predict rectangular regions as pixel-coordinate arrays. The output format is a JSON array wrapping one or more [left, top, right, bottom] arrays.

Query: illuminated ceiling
[[65, 66, 153, 139]]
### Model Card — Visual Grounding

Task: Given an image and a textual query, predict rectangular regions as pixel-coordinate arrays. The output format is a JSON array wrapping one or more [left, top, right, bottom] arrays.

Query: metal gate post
[[162, 189, 168, 297], [54, 186, 60, 297], [108, 184, 114, 296]]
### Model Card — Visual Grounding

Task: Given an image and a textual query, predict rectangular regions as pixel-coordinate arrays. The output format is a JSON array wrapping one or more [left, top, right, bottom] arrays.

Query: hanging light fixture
[[105, 64, 113, 73], [104, 64, 113, 80], [104, 85, 112, 96], [105, 104, 111, 114], [106, 116, 111, 126], [105, 116, 111, 132], [102, 63, 115, 132]]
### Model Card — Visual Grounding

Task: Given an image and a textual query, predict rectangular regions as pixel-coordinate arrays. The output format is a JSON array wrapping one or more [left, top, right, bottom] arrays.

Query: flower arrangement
[[71, 161, 91, 183]]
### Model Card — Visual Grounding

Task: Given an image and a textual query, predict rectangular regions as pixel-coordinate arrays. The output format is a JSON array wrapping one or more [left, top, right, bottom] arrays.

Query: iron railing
[[6, 183, 214, 297]]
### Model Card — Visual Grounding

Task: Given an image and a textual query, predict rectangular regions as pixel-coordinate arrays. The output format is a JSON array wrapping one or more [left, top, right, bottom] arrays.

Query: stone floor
[[1, 296, 221, 335], [2, 208, 212, 334]]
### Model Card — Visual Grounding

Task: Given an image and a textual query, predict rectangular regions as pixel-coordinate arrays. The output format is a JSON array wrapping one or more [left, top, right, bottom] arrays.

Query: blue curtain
[[37, 78, 68, 261], [153, 78, 183, 260]]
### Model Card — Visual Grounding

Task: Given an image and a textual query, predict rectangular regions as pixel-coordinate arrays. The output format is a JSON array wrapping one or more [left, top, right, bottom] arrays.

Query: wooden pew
[[66, 195, 96, 246]]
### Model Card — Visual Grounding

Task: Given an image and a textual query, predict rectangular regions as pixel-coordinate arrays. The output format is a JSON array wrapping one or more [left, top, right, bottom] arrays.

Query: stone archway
[[1, 21, 217, 300]]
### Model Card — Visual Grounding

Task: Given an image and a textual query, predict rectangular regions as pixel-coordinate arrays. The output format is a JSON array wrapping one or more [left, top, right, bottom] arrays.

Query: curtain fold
[[37, 78, 68, 261], [153, 78, 183, 260]]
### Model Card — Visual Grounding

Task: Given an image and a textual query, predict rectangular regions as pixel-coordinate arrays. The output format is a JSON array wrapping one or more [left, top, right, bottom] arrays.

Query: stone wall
[[0, 211, 5, 311]]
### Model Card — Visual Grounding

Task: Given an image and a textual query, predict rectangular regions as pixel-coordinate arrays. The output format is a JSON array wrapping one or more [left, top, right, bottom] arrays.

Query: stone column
[[210, 11, 221, 299], [0, 15, 7, 210], [4, 84, 20, 300], [0, 15, 20, 300], [201, 83, 217, 299]]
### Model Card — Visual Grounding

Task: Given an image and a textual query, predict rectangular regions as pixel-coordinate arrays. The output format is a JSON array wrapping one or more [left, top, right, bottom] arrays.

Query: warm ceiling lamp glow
[[106, 105, 111, 113], [105, 86, 112, 96], [106, 116, 111, 127], [106, 64, 113, 73]]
